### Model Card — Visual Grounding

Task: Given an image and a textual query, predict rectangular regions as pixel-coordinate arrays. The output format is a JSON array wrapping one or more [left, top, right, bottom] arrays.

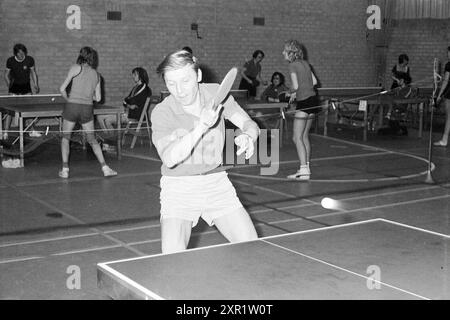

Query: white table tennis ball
[[321, 197, 336, 209], [51, 98, 55, 101]]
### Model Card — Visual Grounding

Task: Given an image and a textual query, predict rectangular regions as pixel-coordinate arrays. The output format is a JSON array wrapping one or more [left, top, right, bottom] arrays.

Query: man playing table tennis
[[3, 43, 40, 139], [152, 49, 259, 254]]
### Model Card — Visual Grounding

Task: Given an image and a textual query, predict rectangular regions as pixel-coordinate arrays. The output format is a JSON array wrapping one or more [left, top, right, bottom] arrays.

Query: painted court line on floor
[[0, 256, 45, 264], [0, 232, 100, 248], [247, 183, 450, 215], [308, 194, 450, 220], [2, 182, 448, 249], [13, 170, 162, 187], [51, 243, 124, 256], [121, 152, 162, 162], [0, 228, 219, 264], [5, 218, 360, 265], [317, 134, 436, 169], [2, 164, 447, 261], [233, 178, 298, 199], [229, 134, 435, 183], [233, 178, 325, 212], [6, 217, 444, 270], [0, 179, 147, 257]]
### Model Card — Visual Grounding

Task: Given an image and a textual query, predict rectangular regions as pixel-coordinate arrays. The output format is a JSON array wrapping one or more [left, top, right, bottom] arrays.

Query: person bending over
[[151, 49, 259, 254]]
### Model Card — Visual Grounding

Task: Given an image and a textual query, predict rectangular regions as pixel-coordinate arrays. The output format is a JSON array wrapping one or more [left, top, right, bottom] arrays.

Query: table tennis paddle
[[212, 67, 238, 111]]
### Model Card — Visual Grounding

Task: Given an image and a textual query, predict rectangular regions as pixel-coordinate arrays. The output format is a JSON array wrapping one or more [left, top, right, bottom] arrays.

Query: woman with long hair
[[283, 40, 319, 180], [434, 46, 450, 147], [260, 71, 289, 102], [97, 67, 151, 142], [59, 46, 117, 178]]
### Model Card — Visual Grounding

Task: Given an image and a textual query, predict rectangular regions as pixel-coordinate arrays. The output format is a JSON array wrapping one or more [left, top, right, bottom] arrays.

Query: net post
[[425, 58, 439, 184]]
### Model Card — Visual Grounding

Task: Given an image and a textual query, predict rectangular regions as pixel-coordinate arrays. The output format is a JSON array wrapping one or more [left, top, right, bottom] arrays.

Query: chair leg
[[146, 126, 152, 149], [82, 131, 87, 150], [131, 122, 142, 149], [122, 122, 131, 147], [144, 115, 152, 149]]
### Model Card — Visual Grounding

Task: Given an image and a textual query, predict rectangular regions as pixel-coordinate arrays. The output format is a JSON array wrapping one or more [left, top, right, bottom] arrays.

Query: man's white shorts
[[160, 171, 244, 227]]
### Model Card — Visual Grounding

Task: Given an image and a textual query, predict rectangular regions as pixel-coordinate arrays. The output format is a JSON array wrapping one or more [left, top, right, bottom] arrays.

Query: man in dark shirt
[[5, 43, 39, 94], [2, 44, 40, 139]]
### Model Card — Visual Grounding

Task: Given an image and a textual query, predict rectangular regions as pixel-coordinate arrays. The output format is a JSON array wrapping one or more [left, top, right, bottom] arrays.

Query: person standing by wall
[[238, 50, 267, 99], [3, 43, 40, 139], [434, 46, 450, 147]]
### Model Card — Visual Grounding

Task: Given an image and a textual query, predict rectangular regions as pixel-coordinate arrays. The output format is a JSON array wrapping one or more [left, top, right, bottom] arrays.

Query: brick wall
[[385, 19, 450, 90], [1, 0, 387, 106]]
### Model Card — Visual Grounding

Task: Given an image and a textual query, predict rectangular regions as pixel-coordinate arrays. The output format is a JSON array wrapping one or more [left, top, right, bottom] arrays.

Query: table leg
[[116, 112, 122, 160], [82, 132, 87, 150], [363, 108, 368, 142], [0, 111, 3, 138], [418, 102, 424, 138], [279, 107, 284, 148], [19, 114, 24, 167], [323, 99, 329, 137], [314, 114, 319, 134], [377, 104, 384, 130]]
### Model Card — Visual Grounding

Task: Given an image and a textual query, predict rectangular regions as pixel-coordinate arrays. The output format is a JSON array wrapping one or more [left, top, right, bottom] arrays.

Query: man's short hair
[[13, 43, 27, 56], [398, 54, 409, 64], [156, 50, 199, 78], [252, 50, 265, 59]]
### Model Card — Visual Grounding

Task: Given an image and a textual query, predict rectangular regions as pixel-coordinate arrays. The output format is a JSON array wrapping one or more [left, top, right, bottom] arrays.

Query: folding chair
[[122, 95, 160, 149]]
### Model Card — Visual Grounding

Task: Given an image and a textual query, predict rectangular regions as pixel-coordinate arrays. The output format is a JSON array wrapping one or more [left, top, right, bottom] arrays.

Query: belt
[[197, 165, 233, 175]]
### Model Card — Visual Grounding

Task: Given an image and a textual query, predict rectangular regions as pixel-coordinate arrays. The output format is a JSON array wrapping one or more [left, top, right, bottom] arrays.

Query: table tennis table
[[324, 96, 429, 141], [0, 94, 124, 167], [240, 87, 385, 145], [243, 102, 287, 146], [318, 87, 431, 141], [97, 218, 449, 300]]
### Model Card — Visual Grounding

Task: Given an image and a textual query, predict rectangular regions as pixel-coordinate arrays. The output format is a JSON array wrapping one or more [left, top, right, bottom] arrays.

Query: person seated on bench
[[386, 72, 412, 120], [246, 72, 289, 130], [97, 67, 151, 148], [378, 73, 412, 136], [260, 72, 289, 103]]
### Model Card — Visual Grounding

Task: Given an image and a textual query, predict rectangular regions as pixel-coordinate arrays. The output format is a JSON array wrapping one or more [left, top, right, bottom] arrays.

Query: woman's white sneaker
[[102, 165, 117, 177], [287, 165, 310, 180], [58, 167, 69, 178]]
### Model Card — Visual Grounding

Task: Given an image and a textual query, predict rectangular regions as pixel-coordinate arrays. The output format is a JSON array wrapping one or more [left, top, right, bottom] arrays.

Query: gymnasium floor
[[0, 124, 449, 299]]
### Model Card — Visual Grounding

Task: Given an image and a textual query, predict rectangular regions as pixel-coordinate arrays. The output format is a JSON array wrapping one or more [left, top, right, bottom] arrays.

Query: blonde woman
[[283, 40, 319, 180], [434, 46, 450, 147]]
